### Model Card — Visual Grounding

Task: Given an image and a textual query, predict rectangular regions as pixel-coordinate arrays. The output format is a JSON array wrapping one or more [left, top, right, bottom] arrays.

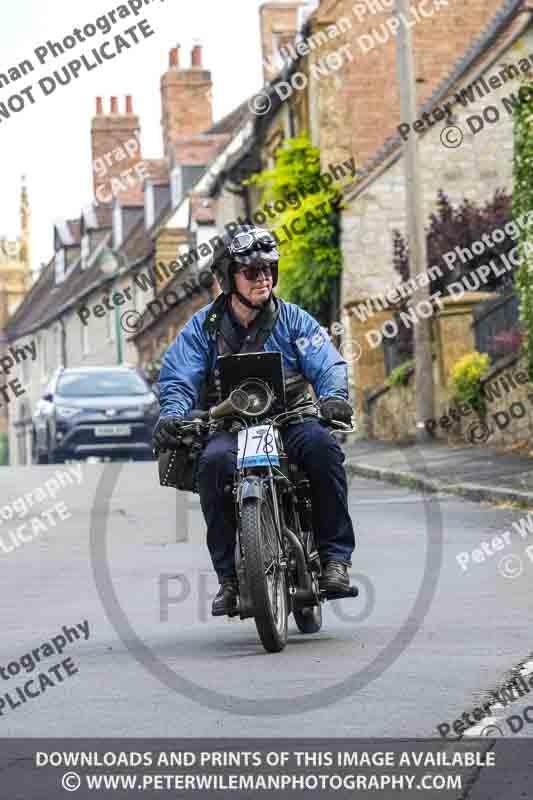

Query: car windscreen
[[56, 371, 149, 398]]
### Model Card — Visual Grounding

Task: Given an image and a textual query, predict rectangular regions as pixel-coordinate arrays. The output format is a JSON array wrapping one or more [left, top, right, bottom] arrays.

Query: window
[[40, 331, 48, 379], [145, 183, 155, 229], [171, 167, 183, 208], [56, 370, 148, 397], [107, 306, 116, 341], [113, 204, 123, 250], [55, 324, 62, 366], [55, 249, 66, 284], [21, 347, 30, 385], [81, 319, 90, 357], [81, 234, 91, 270]]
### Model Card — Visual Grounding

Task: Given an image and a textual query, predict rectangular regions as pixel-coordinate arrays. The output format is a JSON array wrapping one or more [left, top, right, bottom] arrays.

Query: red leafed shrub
[[391, 190, 515, 359]]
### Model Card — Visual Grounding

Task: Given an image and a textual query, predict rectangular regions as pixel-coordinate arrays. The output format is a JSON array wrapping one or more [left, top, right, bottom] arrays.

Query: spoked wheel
[[293, 529, 323, 635], [240, 494, 288, 653]]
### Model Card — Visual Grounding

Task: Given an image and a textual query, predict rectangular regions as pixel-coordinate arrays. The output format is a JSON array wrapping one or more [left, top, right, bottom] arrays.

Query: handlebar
[[169, 403, 357, 435]]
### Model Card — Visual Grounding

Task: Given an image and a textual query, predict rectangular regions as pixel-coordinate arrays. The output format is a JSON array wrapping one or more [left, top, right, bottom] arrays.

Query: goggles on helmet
[[229, 228, 278, 258]]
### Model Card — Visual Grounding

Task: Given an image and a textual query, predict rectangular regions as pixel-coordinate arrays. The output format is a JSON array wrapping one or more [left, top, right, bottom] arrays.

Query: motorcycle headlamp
[[236, 379, 275, 418]]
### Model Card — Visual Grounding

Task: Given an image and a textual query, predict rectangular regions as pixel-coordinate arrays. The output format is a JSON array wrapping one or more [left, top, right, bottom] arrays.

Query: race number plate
[[237, 425, 279, 468]]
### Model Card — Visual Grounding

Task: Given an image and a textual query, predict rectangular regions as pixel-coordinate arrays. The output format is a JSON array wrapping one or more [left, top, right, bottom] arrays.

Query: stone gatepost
[[344, 298, 396, 416], [433, 291, 496, 388]]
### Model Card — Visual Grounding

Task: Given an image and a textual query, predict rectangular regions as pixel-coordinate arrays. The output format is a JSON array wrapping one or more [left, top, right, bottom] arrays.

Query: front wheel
[[240, 494, 288, 653]]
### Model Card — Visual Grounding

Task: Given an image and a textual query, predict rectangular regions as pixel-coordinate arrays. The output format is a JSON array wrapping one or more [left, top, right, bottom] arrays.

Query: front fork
[[232, 470, 319, 619], [232, 473, 288, 619]]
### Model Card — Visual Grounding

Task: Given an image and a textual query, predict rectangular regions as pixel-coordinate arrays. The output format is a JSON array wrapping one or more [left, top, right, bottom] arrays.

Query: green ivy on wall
[[512, 83, 533, 380], [246, 133, 343, 322]]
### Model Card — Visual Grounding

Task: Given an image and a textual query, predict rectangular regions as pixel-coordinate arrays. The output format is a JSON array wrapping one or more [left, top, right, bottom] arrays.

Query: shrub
[[393, 189, 514, 294], [392, 190, 514, 359], [449, 351, 490, 415], [386, 359, 415, 387]]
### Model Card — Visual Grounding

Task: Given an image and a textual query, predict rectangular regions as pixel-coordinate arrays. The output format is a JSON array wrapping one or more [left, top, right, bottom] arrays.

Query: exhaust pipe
[[209, 388, 250, 419]]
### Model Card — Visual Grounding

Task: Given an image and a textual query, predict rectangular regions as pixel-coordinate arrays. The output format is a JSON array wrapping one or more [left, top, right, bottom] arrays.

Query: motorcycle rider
[[153, 224, 356, 616]]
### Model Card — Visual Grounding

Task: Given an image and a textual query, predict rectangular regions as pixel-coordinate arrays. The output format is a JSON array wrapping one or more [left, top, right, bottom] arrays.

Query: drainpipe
[[58, 316, 67, 367], [288, 104, 296, 138], [330, 208, 341, 340]]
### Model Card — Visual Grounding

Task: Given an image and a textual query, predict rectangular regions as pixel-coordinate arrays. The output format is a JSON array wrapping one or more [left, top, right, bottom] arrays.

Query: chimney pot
[[110, 96, 118, 113], [96, 97, 103, 114], [170, 46, 180, 68], [191, 44, 202, 67], [125, 95, 133, 113]]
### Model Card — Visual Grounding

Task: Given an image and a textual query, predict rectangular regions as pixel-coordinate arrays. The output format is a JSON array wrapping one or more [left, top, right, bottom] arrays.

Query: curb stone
[[345, 459, 533, 509]]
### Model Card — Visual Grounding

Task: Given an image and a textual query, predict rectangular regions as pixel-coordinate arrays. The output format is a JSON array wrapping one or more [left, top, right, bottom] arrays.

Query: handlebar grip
[[187, 410, 209, 421], [319, 416, 356, 432]]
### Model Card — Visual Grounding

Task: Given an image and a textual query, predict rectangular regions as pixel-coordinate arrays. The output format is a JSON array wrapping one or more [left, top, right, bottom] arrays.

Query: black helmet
[[209, 224, 279, 297]]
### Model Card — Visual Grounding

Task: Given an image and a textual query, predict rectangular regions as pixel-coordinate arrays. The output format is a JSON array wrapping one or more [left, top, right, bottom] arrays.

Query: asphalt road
[[1, 459, 532, 739]]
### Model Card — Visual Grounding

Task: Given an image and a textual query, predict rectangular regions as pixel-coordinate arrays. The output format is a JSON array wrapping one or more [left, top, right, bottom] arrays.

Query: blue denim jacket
[[158, 295, 348, 419]]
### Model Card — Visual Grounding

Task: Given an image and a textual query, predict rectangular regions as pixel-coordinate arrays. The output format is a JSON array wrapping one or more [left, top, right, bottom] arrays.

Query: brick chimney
[[160, 42, 213, 155], [259, 1, 306, 83], [91, 96, 142, 204]]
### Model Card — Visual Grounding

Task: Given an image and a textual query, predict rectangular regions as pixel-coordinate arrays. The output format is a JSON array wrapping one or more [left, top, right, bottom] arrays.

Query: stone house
[[192, 0, 519, 408], [4, 45, 242, 465], [340, 1, 533, 438]]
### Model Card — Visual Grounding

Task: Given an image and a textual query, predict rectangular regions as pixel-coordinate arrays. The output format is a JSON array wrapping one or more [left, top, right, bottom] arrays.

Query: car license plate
[[238, 425, 279, 468], [94, 425, 131, 437]]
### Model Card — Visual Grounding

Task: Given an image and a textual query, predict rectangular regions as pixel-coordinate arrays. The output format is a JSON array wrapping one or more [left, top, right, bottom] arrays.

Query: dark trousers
[[197, 418, 356, 578]]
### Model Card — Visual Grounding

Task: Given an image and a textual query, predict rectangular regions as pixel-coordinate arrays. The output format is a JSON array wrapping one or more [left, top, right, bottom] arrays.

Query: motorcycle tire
[[293, 604, 322, 634], [293, 528, 323, 634], [240, 494, 288, 653]]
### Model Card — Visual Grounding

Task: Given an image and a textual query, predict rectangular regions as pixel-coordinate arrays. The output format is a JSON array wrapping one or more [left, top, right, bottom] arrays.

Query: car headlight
[[56, 405, 80, 419]]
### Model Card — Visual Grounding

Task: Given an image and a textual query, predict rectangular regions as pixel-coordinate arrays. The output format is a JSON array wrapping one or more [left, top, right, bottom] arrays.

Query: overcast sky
[[0, 0, 267, 274]]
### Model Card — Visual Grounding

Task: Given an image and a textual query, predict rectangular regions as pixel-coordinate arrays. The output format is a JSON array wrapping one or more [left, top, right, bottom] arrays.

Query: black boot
[[318, 560, 351, 593], [212, 576, 239, 616]]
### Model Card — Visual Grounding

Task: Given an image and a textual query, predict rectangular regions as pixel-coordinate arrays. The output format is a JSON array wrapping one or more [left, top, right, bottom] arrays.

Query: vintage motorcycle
[[158, 351, 358, 654]]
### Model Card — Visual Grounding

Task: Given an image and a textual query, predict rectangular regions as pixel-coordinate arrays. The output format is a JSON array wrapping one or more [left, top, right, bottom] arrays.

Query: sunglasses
[[236, 265, 273, 282]]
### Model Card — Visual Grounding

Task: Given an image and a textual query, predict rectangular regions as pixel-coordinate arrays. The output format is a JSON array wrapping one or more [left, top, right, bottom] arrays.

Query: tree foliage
[[247, 133, 342, 324], [393, 189, 514, 294], [392, 190, 514, 359], [512, 83, 533, 380]]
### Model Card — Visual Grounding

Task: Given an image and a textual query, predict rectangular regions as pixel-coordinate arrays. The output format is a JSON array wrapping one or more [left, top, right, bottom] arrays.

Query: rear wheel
[[293, 529, 323, 635], [240, 493, 288, 653], [293, 604, 322, 634]]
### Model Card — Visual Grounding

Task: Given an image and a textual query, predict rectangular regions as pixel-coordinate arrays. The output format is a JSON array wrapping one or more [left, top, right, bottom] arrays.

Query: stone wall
[[368, 350, 533, 450], [313, 0, 513, 173]]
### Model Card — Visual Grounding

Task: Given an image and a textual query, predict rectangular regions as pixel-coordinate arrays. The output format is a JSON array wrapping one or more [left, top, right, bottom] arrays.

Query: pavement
[[344, 438, 533, 508]]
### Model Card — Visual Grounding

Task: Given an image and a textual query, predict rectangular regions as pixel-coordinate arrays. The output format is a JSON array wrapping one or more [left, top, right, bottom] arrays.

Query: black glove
[[153, 412, 209, 453], [152, 416, 185, 452], [319, 396, 353, 425]]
